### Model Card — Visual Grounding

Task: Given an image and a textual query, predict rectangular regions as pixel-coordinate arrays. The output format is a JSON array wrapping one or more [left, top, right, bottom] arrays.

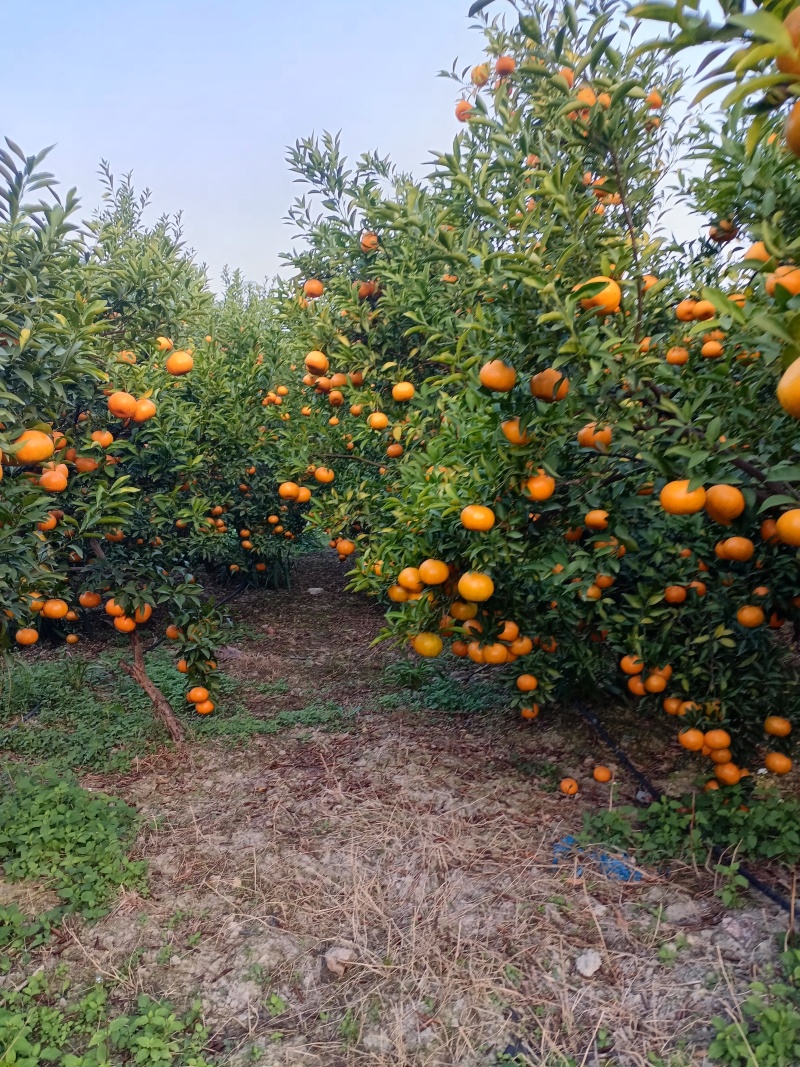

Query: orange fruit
[[525, 470, 556, 501], [578, 276, 621, 313], [704, 729, 731, 750], [659, 480, 706, 515], [664, 585, 686, 605], [305, 350, 329, 375], [701, 340, 723, 358], [693, 299, 715, 320], [559, 778, 578, 795], [467, 641, 485, 664], [482, 642, 508, 665], [628, 675, 646, 696], [133, 398, 157, 422], [195, 700, 215, 715], [620, 655, 644, 675], [715, 763, 741, 785], [187, 686, 209, 704], [114, 616, 136, 633], [165, 350, 194, 375], [471, 62, 490, 86], [458, 572, 494, 602], [764, 752, 792, 775], [418, 559, 449, 585], [79, 591, 101, 609], [520, 705, 539, 720], [392, 381, 415, 402], [722, 536, 754, 562], [736, 605, 765, 628], [105, 598, 125, 617], [451, 600, 478, 621], [704, 484, 745, 525], [666, 346, 689, 365], [777, 357, 800, 418], [584, 509, 609, 531], [710, 748, 733, 765], [412, 633, 443, 658], [678, 728, 705, 751], [41, 598, 69, 620], [516, 673, 538, 692], [479, 360, 517, 392], [303, 279, 324, 297], [278, 482, 300, 499], [39, 469, 68, 491], [531, 367, 569, 402], [176, 659, 189, 673], [387, 585, 409, 603], [133, 603, 153, 624], [455, 100, 473, 122], [593, 766, 612, 783], [766, 263, 800, 296], [510, 635, 533, 656], [15, 628, 39, 646], [368, 412, 389, 430], [501, 417, 531, 446], [663, 696, 682, 715], [107, 391, 137, 419], [398, 567, 424, 592], [675, 299, 697, 321], [495, 54, 516, 76], [785, 100, 800, 157], [460, 504, 495, 531], [764, 716, 792, 737], [643, 673, 667, 693], [776, 509, 800, 545], [14, 429, 55, 464]]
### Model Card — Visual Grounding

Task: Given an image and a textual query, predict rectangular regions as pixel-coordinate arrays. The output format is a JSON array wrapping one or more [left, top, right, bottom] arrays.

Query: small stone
[[307, 587, 325, 596], [169, 955, 181, 967], [575, 949, 602, 977], [665, 900, 701, 924], [325, 945, 357, 976]]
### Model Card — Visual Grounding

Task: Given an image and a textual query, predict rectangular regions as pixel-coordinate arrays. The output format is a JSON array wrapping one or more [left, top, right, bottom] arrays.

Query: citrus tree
[[0, 145, 312, 739], [258, 0, 799, 787]]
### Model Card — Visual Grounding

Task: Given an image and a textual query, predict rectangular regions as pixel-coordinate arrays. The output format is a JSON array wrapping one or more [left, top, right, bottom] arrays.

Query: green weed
[[380, 661, 505, 716], [0, 768, 145, 969], [579, 786, 800, 872], [708, 948, 800, 1065], [0, 970, 214, 1066]]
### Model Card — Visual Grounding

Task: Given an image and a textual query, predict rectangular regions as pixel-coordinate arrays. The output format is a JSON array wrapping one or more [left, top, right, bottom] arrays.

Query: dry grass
[[52, 724, 786, 1067]]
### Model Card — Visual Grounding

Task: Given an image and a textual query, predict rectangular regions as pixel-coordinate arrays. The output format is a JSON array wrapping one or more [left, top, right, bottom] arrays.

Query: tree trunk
[[120, 630, 185, 743]]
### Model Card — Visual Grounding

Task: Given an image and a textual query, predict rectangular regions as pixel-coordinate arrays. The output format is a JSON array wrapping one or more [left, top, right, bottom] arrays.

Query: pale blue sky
[[5, 0, 483, 286]]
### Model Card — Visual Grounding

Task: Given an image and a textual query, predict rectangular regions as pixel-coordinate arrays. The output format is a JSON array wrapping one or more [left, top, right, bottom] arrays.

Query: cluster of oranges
[[677, 717, 793, 787]]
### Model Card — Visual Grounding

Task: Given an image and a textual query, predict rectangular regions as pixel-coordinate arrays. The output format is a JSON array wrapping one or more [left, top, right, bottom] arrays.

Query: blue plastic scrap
[[552, 834, 643, 883]]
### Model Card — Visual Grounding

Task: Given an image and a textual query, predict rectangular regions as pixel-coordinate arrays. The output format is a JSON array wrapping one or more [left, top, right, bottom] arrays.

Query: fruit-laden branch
[[120, 630, 185, 743], [645, 383, 800, 503]]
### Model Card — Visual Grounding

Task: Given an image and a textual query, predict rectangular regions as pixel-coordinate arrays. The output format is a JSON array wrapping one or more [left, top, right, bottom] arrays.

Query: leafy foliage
[[580, 785, 800, 868], [0, 970, 214, 1067], [0, 768, 144, 969], [709, 948, 800, 1066]]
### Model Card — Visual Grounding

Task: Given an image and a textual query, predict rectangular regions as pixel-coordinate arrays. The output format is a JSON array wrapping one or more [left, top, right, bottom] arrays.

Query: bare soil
[[3, 555, 793, 1066]]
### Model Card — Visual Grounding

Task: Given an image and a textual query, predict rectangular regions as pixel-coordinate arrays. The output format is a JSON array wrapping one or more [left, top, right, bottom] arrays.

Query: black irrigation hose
[[573, 700, 793, 915]]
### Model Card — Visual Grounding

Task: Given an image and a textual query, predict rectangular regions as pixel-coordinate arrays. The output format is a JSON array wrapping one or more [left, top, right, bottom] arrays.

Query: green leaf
[[728, 11, 794, 50]]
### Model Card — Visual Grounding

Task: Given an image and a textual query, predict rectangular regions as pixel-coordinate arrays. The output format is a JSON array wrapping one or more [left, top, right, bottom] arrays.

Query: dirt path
[[24, 556, 792, 1065]]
